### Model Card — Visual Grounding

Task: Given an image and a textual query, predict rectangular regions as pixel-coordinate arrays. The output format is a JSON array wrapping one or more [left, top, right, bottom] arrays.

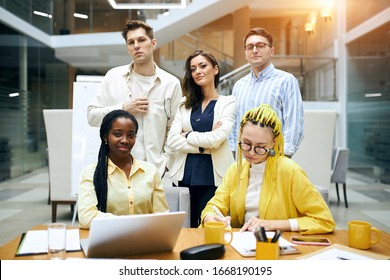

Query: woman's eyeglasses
[[239, 142, 269, 155]]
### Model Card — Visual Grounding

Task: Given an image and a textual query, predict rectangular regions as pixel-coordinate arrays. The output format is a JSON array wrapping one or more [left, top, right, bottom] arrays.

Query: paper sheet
[[300, 247, 373, 260], [296, 244, 390, 260], [17, 229, 81, 255]]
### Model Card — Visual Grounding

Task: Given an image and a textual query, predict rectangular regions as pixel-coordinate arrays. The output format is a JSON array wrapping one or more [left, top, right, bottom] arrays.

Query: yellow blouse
[[201, 157, 336, 234], [78, 157, 168, 229]]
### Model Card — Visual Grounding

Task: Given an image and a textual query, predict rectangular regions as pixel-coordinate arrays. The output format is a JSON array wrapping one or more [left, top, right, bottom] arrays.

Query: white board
[[71, 79, 102, 196]]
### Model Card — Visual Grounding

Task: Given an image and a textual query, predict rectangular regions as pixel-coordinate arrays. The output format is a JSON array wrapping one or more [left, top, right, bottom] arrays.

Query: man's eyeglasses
[[239, 142, 269, 155], [244, 42, 271, 52]]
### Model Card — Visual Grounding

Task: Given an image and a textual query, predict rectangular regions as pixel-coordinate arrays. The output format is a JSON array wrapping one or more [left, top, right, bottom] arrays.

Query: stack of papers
[[16, 229, 81, 256]]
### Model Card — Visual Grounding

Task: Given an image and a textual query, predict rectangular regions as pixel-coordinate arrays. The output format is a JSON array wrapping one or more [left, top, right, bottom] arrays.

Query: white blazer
[[167, 95, 236, 186]]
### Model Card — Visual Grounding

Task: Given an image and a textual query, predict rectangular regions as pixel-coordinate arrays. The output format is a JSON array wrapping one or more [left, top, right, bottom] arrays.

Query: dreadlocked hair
[[93, 109, 138, 212], [236, 104, 284, 202]]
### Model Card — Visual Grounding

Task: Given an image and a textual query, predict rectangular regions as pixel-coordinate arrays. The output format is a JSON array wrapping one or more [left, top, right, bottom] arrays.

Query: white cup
[[47, 223, 66, 260]]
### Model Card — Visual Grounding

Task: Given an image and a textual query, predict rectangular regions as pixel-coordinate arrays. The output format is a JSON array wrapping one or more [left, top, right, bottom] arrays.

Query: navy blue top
[[180, 100, 216, 187]]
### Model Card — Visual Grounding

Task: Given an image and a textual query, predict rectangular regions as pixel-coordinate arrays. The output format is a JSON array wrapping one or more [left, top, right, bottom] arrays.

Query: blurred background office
[[0, 0, 389, 245]]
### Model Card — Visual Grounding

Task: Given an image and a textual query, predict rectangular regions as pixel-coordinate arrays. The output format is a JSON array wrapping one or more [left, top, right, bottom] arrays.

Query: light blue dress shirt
[[228, 63, 304, 156]]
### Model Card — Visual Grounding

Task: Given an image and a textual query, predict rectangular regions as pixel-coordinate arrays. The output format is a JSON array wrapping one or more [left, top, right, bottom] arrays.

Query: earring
[[104, 140, 107, 145], [268, 148, 276, 157]]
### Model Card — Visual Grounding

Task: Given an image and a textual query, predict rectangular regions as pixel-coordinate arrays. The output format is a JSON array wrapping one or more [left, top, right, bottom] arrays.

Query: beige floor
[[0, 167, 389, 247]]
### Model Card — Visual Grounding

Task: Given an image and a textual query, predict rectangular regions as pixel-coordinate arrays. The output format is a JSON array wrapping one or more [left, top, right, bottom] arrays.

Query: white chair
[[293, 110, 337, 189], [43, 109, 77, 222], [331, 148, 350, 208], [162, 174, 191, 228]]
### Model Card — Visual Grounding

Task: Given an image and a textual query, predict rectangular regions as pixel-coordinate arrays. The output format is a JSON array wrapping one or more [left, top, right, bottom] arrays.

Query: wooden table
[[1, 226, 389, 260]]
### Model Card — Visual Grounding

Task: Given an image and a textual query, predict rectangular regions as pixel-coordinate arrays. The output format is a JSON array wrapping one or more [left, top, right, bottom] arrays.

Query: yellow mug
[[204, 221, 233, 245], [348, 220, 380, 249]]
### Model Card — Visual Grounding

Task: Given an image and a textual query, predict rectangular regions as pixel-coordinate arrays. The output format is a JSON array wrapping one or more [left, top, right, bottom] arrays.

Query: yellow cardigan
[[201, 157, 336, 234]]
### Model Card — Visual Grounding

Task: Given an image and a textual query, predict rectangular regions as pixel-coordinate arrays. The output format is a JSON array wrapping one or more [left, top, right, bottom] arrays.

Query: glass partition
[[218, 56, 337, 101], [0, 0, 192, 35], [347, 22, 390, 183], [0, 22, 69, 180]]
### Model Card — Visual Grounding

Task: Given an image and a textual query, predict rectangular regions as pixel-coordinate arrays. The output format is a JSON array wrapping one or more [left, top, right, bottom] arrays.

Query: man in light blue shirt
[[229, 27, 304, 158]]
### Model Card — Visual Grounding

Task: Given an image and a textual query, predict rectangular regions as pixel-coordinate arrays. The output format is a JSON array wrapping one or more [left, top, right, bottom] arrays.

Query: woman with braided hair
[[78, 109, 168, 229], [201, 104, 335, 234]]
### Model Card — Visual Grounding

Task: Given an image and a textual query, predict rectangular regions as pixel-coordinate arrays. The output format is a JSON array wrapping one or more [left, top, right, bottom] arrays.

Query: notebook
[[80, 211, 186, 258]]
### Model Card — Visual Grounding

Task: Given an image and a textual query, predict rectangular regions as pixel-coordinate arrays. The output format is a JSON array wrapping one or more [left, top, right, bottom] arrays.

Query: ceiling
[[57, 0, 331, 72], [4, 0, 332, 73], [249, 0, 330, 17]]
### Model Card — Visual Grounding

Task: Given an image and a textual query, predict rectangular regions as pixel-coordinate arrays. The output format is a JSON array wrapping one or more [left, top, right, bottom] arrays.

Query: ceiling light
[[320, 0, 333, 21], [107, 0, 186, 10], [320, 8, 331, 18], [304, 22, 314, 32], [9, 92, 20, 97], [364, 93, 382, 98], [304, 22, 315, 34], [33, 11, 52, 18], [74, 13, 88, 19]]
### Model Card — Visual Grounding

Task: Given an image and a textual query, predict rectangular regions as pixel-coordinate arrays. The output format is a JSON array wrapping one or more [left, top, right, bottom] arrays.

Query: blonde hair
[[236, 104, 284, 205]]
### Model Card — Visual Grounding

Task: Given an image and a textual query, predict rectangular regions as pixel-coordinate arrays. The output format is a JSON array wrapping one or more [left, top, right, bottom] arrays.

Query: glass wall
[[347, 22, 390, 183], [0, 0, 184, 35], [0, 22, 69, 181]]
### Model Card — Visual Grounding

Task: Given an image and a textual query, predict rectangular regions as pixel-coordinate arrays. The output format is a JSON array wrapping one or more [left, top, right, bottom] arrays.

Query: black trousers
[[187, 185, 216, 228]]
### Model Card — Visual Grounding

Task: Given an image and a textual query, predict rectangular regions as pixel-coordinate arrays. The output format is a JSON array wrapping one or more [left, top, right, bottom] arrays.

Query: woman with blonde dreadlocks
[[201, 104, 335, 234]]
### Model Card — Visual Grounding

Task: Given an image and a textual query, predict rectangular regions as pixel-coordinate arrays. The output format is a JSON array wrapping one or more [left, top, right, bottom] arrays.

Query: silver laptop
[[80, 211, 186, 258]]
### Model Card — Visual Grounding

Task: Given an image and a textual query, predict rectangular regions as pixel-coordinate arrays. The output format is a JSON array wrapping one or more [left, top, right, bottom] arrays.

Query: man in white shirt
[[88, 20, 182, 177]]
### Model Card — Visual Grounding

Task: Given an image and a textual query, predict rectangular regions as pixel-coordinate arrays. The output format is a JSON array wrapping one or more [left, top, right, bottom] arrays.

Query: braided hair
[[236, 104, 284, 204], [182, 50, 220, 110], [93, 110, 138, 212]]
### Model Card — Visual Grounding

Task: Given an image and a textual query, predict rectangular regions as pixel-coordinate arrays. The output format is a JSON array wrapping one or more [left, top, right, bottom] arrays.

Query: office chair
[[43, 109, 77, 222], [331, 148, 349, 208], [162, 174, 191, 228]]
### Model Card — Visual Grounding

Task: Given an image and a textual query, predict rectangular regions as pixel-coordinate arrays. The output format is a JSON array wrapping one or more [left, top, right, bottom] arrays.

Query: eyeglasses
[[239, 142, 270, 155], [244, 42, 271, 52]]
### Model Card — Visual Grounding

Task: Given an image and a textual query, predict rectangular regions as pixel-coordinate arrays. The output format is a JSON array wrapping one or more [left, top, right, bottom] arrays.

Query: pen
[[212, 205, 231, 229], [254, 226, 267, 242], [259, 226, 267, 242], [253, 227, 262, 242], [271, 230, 283, 243], [337, 256, 349, 260]]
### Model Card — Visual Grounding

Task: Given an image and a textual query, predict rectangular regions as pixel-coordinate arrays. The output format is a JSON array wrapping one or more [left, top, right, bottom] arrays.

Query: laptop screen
[[81, 211, 186, 258]]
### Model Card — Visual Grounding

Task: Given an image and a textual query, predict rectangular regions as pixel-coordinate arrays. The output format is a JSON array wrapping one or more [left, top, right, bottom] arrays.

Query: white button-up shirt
[[87, 62, 182, 176]]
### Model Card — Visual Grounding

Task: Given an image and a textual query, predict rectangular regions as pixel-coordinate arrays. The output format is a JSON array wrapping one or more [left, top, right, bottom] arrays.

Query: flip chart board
[[71, 76, 103, 196]]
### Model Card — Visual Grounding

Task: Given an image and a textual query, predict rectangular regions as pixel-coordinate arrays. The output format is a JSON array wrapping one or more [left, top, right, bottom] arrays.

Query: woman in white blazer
[[167, 50, 236, 227]]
